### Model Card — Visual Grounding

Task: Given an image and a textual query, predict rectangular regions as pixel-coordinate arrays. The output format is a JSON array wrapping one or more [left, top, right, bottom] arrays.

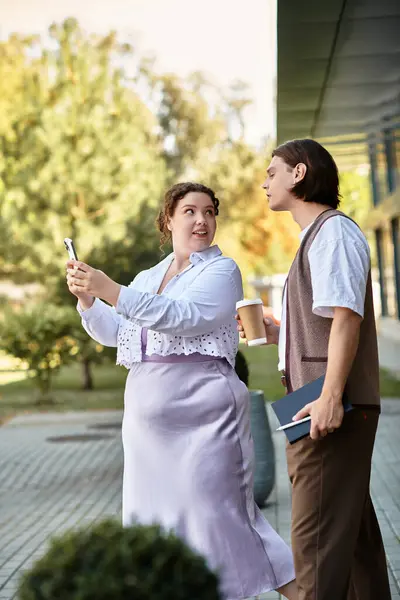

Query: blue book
[[271, 376, 353, 444]]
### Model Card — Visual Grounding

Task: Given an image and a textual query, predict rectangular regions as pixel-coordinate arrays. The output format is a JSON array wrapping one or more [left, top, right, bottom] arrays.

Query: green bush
[[0, 300, 112, 397], [1, 303, 79, 401], [17, 518, 222, 600]]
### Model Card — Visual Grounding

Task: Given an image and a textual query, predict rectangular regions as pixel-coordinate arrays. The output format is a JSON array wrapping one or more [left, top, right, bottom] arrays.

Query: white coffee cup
[[236, 299, 267, 346]]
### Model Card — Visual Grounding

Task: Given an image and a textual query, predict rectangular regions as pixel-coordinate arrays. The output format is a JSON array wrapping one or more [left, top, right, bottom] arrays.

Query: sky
[[0, 0, 276, 146]]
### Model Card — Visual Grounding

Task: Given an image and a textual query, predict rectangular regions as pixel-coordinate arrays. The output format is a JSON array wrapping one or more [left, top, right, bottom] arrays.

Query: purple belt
[[141, 328, 220, 363]]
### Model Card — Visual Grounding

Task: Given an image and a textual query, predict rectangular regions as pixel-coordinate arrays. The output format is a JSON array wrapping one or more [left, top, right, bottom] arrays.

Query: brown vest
[[285, 209, 380, 407]]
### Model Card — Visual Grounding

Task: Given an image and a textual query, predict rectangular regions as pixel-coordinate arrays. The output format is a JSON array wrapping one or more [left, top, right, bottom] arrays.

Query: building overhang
[[276, 0, 400, 164]]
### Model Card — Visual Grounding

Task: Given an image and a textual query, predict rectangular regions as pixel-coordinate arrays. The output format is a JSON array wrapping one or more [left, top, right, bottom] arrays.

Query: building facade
[[275, 0, 400, 373], [367, 122, 400, 372]]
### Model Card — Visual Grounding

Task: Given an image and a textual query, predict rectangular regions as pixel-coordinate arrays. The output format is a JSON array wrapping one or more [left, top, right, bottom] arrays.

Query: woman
[[66, 182, 297, 600]]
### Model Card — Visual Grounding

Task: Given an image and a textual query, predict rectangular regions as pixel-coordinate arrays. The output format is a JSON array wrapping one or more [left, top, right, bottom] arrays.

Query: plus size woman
[[66, 182, 297, 600]]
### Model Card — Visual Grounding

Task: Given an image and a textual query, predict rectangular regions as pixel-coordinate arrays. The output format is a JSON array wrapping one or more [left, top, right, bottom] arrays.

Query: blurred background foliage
[[0, 18, 374, 401]]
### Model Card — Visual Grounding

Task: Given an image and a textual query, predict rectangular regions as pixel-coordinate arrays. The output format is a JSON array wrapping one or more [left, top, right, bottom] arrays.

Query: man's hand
[[66, 260, 121, 306], [294, 306, 361, 440], [293, 394, 344, 440]]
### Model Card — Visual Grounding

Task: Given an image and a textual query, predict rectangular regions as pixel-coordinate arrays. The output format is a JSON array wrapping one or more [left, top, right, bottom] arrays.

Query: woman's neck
[[172, 252, 191, 273]]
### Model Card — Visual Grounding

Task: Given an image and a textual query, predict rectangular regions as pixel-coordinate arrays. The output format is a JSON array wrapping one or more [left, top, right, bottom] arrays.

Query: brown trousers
[[286, 408, 391, 600]]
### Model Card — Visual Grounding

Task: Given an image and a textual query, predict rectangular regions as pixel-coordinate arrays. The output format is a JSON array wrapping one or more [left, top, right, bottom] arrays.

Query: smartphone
[[64, 238, 79, 261]]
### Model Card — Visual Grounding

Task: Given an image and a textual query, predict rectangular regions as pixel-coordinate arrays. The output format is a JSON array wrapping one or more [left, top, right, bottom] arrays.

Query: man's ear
[[294, 163, 307, 184], [166, 219, 172, 232]]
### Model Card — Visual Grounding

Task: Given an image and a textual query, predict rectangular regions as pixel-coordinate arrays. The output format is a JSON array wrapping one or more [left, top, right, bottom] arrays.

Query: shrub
[[1, 303, 78, 401], [17, 518, 222, 600]]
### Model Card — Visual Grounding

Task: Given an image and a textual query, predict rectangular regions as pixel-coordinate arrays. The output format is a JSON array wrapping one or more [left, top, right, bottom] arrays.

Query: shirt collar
[[189, 244, 222, 265], [156, 244, 222, 273]]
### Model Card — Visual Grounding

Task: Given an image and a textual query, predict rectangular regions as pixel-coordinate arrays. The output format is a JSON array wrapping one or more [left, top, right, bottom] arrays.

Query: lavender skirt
[[122, 354, 295, 599]]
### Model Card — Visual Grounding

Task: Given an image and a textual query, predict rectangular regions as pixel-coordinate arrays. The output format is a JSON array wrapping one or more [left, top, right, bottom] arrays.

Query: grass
[[0, 362, 126, 424], [241, 345, 400, 401], [1, 348, 400, 424], [241, 345, 285, 401]]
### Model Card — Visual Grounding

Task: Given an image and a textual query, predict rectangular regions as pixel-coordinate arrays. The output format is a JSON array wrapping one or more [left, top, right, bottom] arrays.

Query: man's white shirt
[[278, 216, 371, 371]]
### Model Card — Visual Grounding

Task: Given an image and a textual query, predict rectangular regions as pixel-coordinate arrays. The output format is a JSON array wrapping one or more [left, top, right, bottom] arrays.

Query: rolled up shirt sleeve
[[115, 258, 243, 337], [309, 238, 370, 319]]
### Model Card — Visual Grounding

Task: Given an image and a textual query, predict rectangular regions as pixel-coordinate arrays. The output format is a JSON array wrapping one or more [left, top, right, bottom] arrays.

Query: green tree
[[224, 80, 253, 142], [138, 66, 226, 181], [1, 303, 78, 402], [0, 20, 167, 387], [1, 17, 305, 392], [0, 18, 166, 285], [339, 168, 372, 227], [139, 69, 299, 284], [197, 141, 299, 285]]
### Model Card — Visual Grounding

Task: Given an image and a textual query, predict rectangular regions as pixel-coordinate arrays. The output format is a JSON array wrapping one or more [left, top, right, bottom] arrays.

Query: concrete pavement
[[0, 402, 399, 599]]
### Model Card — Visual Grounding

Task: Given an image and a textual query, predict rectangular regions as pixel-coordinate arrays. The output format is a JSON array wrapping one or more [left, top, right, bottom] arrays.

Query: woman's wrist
[[78, 295, 95, 311], [102, 282, 122, 307]]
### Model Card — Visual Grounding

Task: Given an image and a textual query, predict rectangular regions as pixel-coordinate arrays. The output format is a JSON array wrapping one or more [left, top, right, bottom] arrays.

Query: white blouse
[[77, 245, 243, 369]]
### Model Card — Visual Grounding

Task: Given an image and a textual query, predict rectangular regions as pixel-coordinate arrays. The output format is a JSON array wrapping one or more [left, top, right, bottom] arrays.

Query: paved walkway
[[0, 401, 399, 600], [262, 399, 400, 600]]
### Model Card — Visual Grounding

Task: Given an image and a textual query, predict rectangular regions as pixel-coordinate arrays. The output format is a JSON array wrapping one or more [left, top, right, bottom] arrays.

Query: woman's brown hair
[[156, 182, 220, 250]]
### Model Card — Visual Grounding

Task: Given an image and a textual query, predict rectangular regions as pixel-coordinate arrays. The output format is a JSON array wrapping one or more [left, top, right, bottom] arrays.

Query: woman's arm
[[78, 298, 122, 348], [77, 271, 146, 347], [115, 258, 243, 337], [67, 258, 242, 338]]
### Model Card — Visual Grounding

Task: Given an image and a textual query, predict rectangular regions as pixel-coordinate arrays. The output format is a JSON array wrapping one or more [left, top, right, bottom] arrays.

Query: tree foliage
[[0, 19, 166, 286], [0, 18, 313, 392], [1, 303, 80, 401]]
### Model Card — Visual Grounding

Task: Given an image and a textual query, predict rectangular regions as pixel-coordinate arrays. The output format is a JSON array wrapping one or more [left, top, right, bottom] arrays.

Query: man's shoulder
[[312, 214, 369, 252]]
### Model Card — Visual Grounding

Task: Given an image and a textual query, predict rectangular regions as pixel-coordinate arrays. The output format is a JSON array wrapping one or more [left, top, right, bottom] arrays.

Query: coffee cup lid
[[236, 298, 263, 310]]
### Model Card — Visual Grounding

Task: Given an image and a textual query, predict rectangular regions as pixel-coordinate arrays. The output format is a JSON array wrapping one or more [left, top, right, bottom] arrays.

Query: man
[[239, 139, 391, 599]]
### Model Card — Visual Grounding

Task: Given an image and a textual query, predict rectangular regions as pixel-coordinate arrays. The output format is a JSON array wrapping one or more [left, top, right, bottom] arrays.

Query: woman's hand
[[235, 312, 280, 346], [66, 263, 94, 309], [66, 261, 121, 307]]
